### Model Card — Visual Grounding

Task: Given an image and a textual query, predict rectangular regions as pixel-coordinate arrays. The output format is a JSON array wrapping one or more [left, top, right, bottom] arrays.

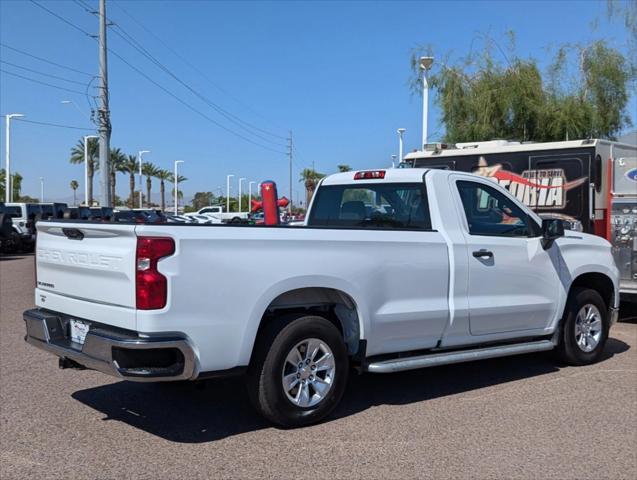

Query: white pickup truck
[[196, 205, 249, 223], [24, 168, 620, 427]]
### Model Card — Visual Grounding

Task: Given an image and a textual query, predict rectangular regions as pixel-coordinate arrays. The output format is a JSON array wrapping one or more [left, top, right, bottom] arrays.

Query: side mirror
[[541, 218, 564, 249]]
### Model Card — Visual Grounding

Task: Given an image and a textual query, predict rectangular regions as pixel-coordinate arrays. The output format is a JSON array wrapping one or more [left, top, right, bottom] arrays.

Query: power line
[[0, 69, 89, 95], [0, 42, 93, 76], [75, 0, 287, 145], [29, 0, 93, 38], [35, 0, 286, 155], [107, 49, 287, 155], [107, 24, 287, 148], [14, 118, 95, 131], [0, 60, 90, 86], [110, 1, 287, 140]]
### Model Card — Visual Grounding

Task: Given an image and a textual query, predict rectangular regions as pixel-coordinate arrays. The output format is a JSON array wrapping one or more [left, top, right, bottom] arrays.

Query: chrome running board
[[365, 339, 555, 373]]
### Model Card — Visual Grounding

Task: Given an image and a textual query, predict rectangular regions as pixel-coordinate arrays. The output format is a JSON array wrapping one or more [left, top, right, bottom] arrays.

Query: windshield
[[308, 183, 431, 230]]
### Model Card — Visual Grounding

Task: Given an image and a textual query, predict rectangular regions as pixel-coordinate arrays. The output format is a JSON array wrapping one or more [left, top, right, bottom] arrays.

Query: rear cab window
[[308, 182, 432, 230]]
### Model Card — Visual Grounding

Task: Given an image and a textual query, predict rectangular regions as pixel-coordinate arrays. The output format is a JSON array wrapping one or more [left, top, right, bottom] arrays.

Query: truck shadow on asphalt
[[71, 337, 629, 443]]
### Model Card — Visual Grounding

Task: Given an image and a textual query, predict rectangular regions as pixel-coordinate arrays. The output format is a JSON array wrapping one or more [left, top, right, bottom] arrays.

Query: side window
[[456, 180, 539, 237], [309, 183, 431, 230]]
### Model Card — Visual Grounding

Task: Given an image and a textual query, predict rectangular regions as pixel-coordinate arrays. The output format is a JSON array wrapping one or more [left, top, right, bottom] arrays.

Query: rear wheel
[[246, 315, 348, 427], [557, 287, 609, 365]]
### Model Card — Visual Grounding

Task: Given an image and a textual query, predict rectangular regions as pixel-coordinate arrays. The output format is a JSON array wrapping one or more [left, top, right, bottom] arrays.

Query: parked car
[[4, 202, 41, 251], [39, 203, 68, 220], [112, 209, 166, 224], [0, 203, 22, 252], [24, 168, 619, 427], [197, 205, 248, 223], [183, 213, 221, 224]]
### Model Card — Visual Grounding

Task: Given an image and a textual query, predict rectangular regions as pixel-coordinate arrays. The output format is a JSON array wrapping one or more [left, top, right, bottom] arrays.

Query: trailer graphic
[[473, 156, 588, 209]]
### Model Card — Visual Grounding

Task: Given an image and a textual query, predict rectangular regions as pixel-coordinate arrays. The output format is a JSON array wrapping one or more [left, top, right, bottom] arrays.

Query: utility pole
[[287, 131, 293, 213], [98, 0, 112, 207]]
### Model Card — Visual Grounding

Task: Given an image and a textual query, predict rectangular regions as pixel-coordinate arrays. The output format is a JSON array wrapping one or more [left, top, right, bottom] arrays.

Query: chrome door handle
[[472, 249, 493, 258]]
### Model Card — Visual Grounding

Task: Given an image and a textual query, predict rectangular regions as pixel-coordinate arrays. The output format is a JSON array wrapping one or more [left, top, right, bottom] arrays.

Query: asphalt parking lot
[[1, 254, 636, 479]]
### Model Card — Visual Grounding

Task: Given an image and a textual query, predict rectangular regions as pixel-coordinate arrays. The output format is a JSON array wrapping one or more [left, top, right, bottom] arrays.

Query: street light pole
[[40, 177, 44, 202], [61, 100, 90, 120], [4, 113, 24, 202], [397, 128, 406, 163], [83, 135, 99, 206], [174, 160, 184, 215], [419, 56, 434, 149], [226, 174, 234, 212], [248, 181, 256, 213], [238, 177, 246, 213], [138, 150, 150, 208]]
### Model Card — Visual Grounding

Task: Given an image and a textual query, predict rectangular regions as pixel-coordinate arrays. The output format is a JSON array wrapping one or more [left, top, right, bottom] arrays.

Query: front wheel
[[246, 315, 348, 427], [556, 287, 609, 365]]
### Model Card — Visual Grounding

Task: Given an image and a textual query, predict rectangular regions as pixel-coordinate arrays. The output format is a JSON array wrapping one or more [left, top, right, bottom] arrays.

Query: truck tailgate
[[35, 222, 138, 327]]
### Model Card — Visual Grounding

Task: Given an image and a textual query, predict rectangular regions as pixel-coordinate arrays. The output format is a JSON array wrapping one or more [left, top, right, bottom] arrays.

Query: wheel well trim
[[240, 277, 368, 365]]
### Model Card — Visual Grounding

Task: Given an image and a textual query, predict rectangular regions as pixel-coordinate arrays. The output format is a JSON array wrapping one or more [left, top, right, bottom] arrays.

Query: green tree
[[299, 168, 325, 207], [120, 155, 138, 208], [69, 138, 98, 205], [70, 180, 79, 206], [191, 192, 214, 211], [170, 174, 187, 211], [337, 164, 352, 172], [0, 169, 24, 201], [410, 36, 633, 142], [109, 148, 127, 203], [154, 169, 172, 212], [142, 162, 159, 208]]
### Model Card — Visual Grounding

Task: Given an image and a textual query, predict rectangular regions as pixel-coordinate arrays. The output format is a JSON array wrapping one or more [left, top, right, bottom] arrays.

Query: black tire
[[246, 314, 349, 427], [556, 287, 609, 366]]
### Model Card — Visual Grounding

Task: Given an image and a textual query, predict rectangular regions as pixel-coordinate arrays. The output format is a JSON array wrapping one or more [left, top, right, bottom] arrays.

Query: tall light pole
[[4, 113, 24, 202], [138, 150, 150, 208], [40, 177, 44, 202], [397, 128, 406, 163], [238, 177, 246, 213], [83, 135, 99, 205], [419, 56, 434, 149], [174, 160, 184, 215], [248, 181, 256, 213], [61, 100, 90, 120], [226, 174, 234, 212]]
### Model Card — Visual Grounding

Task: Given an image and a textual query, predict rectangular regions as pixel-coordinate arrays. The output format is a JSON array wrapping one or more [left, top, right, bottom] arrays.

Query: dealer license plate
[[69, 319, 89, 345]]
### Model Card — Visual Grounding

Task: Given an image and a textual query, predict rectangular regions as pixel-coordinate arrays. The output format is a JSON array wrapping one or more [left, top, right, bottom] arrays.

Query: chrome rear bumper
[[24, 308, 197, 382]]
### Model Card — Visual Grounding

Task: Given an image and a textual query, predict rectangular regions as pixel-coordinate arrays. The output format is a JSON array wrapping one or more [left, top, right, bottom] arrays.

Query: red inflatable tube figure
[[260, 181, 280, 225]]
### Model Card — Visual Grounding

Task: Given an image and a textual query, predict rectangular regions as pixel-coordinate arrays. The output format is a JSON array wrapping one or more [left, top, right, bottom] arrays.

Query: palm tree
[[109, 148, 126, 203], [337, 164, 352, 172], [0, 169, 23, 201], [142, 162, 160, 208], [70, 138, 98, 205], [119, 155, 138, 207], [70, 180, 79, 206], [154, 169, 172, 212], [299, 168, 325, 207], [170, 174, 187, 211]]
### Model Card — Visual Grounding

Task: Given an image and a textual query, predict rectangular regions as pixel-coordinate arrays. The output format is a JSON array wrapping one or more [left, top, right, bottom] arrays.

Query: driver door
[[455, 179, 561, 336]]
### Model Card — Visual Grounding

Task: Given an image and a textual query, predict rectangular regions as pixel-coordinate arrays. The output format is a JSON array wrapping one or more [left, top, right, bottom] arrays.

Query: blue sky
[[0, 0, 633, 203]]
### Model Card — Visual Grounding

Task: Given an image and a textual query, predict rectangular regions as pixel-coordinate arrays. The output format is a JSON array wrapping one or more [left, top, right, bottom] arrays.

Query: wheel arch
[[569, 271, 615, 311], [248, 286, 365, 363]]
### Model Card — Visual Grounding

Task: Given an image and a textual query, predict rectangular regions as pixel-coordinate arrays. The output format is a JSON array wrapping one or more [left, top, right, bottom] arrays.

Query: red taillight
[[354, 170, 386, 180], [136, 236, 175, 310]]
